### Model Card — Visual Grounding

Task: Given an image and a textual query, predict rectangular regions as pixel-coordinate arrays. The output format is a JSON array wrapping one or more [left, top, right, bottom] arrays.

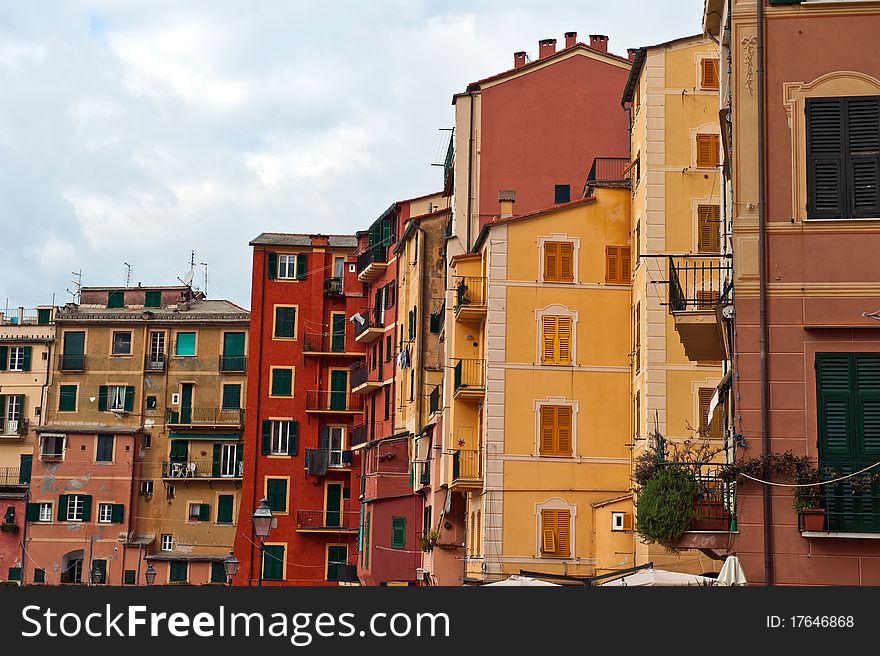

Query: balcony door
[[329, 370, 348, 411], [62, 331, 85, 369], [220, 443, 238, 477], [330, 313, 345, 353], [180, 383, 193, 424], [325, 482, 342, 528], [149, 331, 165, 368], [222, 332, 246, 370]]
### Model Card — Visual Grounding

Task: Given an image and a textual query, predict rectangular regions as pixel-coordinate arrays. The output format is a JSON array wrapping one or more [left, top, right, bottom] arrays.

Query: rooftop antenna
[[123, 262, 132, 288], [177, 251, 195, 288], [66, 270, 82, 304], [199, 262, 209, 296]]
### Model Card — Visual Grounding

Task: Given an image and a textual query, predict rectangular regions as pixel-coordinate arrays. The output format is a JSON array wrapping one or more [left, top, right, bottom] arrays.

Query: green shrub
[[636, 466, 697, 545]]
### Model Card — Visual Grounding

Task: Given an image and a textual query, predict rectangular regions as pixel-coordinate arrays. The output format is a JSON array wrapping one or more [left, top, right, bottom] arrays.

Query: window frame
[[111, 331, 133, 356], [160, 534, 173, 551], [67, 495, 84, 522], [8, 346, 25, 371], [97, 503, 114, 524], [539, 236, 578, 284], [173, 331, 197, 357], [272, 305, 298, 340], [95, 434, 114, 462], [38, 502, 52, 522]]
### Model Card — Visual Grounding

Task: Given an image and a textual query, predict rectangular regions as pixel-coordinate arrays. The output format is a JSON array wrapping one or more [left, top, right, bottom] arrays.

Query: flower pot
[[800, 509, 826, 532]]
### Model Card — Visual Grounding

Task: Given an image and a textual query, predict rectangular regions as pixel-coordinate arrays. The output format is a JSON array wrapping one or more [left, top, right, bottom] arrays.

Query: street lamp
[[252, 498, 275, 587], [223, 550, 239, 587], [145, 563, 157, 586]]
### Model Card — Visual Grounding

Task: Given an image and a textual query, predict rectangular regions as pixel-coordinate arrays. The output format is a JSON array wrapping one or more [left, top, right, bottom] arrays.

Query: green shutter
[[19, 454, 32, 485], [170, 440, 188, 463], [37, 309, 51, 325], [169, 561, 188, 582], [212, 444, 222, 477], [0, 396, 5, 434], [364, 512, 371, 569], [58, 495, 69, 521], [211, 562, 227, 583], [261, 420, 271, 455], [111, 504, 124, 524], [33, 569, 46, 583], [222, 384, 241, 410], [175, 332, 196, 356], [8, 567, 21, 582], [325, 484, 342, 528], [391, 516, 406, 548], [271, 368, 292, 396], [330, 370, 348, 410], [288, 421, 298, 455], [327, 545, 346, 581], [267, 252, 277, 279], [217, 495, 234, 523], [124, 570, 136, 585], [263, 544, 284, 580], [22, 347, 31, 372], [0, 346, 6, 371], [125, 386, 135, 412], [98, 386, 108, 411], [267, 478, 287, 512], [80, 495, 92, 522], [295, 253, 307, 279], [198, 503, 210, 522], [25, 503, 40, 522], [331, 314, 346, 352], [59, 385, 77, 412], [144, 290, 161, 308], [274, 307, 296, 338], [107, 291, 124, 308]]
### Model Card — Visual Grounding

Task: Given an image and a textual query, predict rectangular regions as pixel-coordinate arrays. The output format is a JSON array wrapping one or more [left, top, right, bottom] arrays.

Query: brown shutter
[[620, 247, 631, 282], [541, 510, 557, 554], [559, 242, 574, 282], [556, 406, 572, 456], [541, 316, 557, 364], [699, 388, 721, 438], [557, 317, 572, 364], [540, 406, 556, 455], [556, 511, 571, 557], [605, 246, 619, 283], [701, 59, 719, 89], [697, 205, 721, 252], [696, 134, 720, 168], [544, 242, 559, 281]]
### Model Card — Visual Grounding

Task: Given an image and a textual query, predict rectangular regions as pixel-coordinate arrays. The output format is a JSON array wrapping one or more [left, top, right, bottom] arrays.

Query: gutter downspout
[[757, 0, 773, 586], [247, 252, 267, 586], [466, 93, 475, 250]]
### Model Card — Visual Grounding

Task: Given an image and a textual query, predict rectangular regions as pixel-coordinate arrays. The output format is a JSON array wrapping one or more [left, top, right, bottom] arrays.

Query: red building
[[234, 234, 364, 585]]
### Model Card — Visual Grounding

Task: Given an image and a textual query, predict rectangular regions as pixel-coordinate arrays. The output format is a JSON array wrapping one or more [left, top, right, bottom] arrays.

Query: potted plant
[[419, 529, 441, 552], [0, 523, 18, 534], [794, 467, 825, 532]]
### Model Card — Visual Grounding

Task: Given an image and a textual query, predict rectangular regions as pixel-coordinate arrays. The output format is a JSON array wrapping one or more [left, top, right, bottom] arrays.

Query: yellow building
[[444, 179, 634, 582], [622, 35, 727, 574]]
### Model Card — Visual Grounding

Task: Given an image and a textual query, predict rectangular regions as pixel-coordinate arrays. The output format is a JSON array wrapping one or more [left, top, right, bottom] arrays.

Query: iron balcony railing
[[443, 129, 455, 191], [658, 462, 736, 533], [667, 256, 732, 314], [453, 358, 485, 393], [586, 156, 631, 187], [356, 243, 389, 274], [144, 353, 166, 372], [324, 277, 344, 296], [350, 421, 368, 448], [0, 467, 27, 486], [305, 448, 353, 470], [166, 408, 245, 425], [296, 509, 359, 530], [350, 362, 382, 390], [162, 460, 243, 479], [800, 465, 880, 534], [219, 355, 247, 372], [305, 390, 363, 412], [452, 449, 482, 483], [0, 308, 53, 326], [353, 308, 384, 338], [453, 276, 487, 312], [1, 419, 28, 437], [303, 332, 349, 354], [59, 353, 86, 371]]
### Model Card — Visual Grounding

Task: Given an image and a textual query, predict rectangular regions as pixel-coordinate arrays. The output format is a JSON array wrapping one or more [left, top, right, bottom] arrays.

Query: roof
[[591, 493, 635, 509], [36, 423, 144, 434], [249, 233, 358, 248], [55, 298, 249, 323], [621, 33, 707, 105], [472, 196, 598, 252], [145, 552, 229, 562], [393, 208, 451, 254], [81, 285, 191, 292], [464, 42, 631, 94]]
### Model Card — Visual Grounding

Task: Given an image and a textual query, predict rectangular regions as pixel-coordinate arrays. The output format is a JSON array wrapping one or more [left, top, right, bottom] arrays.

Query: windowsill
[[801, 531, 880, 539], [803, 216, 880, 223], [110, 354, 133, 358]]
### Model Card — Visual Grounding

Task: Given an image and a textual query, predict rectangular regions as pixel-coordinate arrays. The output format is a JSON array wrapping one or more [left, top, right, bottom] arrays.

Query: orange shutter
[[475, 511, 482, 556], [698, 205, 721, 252], [559, 242, 574, 282], [541, 510, 557, 554], [544, 242, 559, 281], [556, 511, 571, 557], [556, 406, 572, 456], [541, 316, 558, 364], [605, 246, 619, 283], [701, 59, 719, 89], [699, 387, 721, 438], [620, 247, 631, 282], [557, 317, 572, 364], [540, 406, 556, 454], [696, 134, 720, 168]]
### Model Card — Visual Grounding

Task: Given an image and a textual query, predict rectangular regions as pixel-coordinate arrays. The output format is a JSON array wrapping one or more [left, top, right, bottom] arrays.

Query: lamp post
[[145, 563, 157, 586], [223, 550, 239, 587], [252, 498, 275, 587]]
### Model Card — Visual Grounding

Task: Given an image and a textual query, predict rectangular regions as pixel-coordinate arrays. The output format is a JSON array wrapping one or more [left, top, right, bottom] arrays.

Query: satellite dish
[[182, 270, 194, 286]]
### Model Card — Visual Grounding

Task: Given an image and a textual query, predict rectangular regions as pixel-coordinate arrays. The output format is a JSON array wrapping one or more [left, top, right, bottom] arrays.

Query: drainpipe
[[466, 93, 476, 250], [756, 0, 773, 586], [247, 252, 267, 585]]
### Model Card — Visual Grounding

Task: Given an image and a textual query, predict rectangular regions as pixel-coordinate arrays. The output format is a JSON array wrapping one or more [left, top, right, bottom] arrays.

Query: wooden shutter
[[267, 252, 277, 279], [539, 406, 556, 454], [212, 444, 222, 477], [58, 495, 69, 521], [848, 97, 880, 218], [80, 495, 92, 522], [541, 316, 557, 364], [544, 242, 559, 281], [198, 503, 210, 521], [541, 510, 557, 554], [698, 205, 721, 252], [25, 503, 40, 522], [557, 316, 572, 364], [391, 516, 406, 548], [475, 510, 482, 555], [540, 406, 573, 456], [817, 353, 856, 460], [605, 246, 619, 283], [699, 388, 721, 438], [217, 495, 234, 523], [701, 59, 719, 89], [556, 406, 572, 455], [111, 504, 125, 524], [97, 386, 108, 412], [261, 420, 272, 455], [0, 346, 7, 371], [807, 98, 846, 219], [296, 253, 308, 279], [124, 386, 135, 412], [22, 346, 31, 372], [288, 420, 298, 455], [559, 242, 574, 282], [696, 134, 720, 168], [619, 247, 631, 282], [556, 510, 571, 557]]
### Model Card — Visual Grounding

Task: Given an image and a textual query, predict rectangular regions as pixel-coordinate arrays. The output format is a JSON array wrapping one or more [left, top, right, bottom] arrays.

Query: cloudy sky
[[0, 1, 702, 309]]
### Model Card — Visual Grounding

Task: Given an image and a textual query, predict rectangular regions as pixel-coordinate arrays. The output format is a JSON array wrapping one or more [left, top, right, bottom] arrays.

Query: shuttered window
[[698, 388, 722, 439], [540, 316, 573, 365], [391, 516, 406, 549], [539, 405, 573, 456], [605, 246, 631, 284], [697, 205, 721, 252], [169, 561, 188, 583], [540, 509, 571, 557], [701, 59, 719, 89], [270, 368, 293, 397], [807, 96, 880, 219], [696, 134, 720, 168], [274, 307, 297, 339], [59, 385, 77, 412], [543, 241, 575, 282], [262, 545, 285, 581]]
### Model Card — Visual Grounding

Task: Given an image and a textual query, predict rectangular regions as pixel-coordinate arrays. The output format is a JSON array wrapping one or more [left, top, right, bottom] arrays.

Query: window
[[39, 503, 52, 522], [391, 516, 406, 549], [222, 384, 241, 410], [169, 561, 188, 583], [217, 494, 234, 524], [2, 394, 23, 435], [270, 368, 293, 396], [107, 290, 124, 309], [33, 569, 46, 584], [554, 184, 571, 204], [161, 534, 173, 551], [266, 478, 288, 513], [540, 316, 573, 365], [8, 567, 21, 581], [141, 480, 154, 496], [276, 253, 307, 280], [111, 331, 132, 355], [58, 385, 77, 412], [98, 503, 113, 523], [262, 544, 285, 581], [8, 346, 26, 371], [40, 435, 65, 459], [539, 406, 573, 456], [96, 434, 114, 462], [697, 205, 721, 252], [142, 434, 152, 449], [807, 96, 880, 219], [107, 385, 129, 412], [144, 290, 162, 308], [543, 241, 575, 283], [175, 332, 196, 356], [698, 388, 722, 439], [124, 570, 137, 585], [274, 306, 297, 339], [211, 562, 227, 584], [701, 58, 719, 89], [540, 509, 571, 557], [262, 419, 298, 456], [326, 545, 347, 581], [633, 302, 641, 374], [605, 246, 631, 284], [696, 133, 720, 168], [189, 503, 209, 522], [385, 335, 392, 361], [65, 495, 88, 522]]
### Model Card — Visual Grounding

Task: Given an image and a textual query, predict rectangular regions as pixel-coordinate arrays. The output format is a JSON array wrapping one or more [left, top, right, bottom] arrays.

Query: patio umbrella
[[716, 555, 747, 586], [485, 575, 561, 586], [601, 568, 716, 587]]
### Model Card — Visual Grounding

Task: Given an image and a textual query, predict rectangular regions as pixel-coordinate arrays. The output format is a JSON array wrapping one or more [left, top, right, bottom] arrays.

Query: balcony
[[353, 309, 384, 343], [350, 362, 386, 394], [0, 467, 27, 487], [166, 408, 245, 427], [296, 509, 359, 533], [800, 468, 880, 536], [144, 353, 166, 372], [356, 244, 389, 283], [59, 353, 86, 372], [452, 358, 485, 400], [0, 307, 53, 326], [305, 390, 364, 414], [302, 332, 359, 356], [219, 355, 247, 373], [584, 156, 631, 193], [350, 421, 368, 448], [305, 448, 352, 471], [324, 277, 344, 296], [667, 256, 731, 362], [660, 463, 737, 551], [451, 449, 483, 490], [161, 459, 243, 480], [453, 276, 487, 322], [0, 418, 28, 438]]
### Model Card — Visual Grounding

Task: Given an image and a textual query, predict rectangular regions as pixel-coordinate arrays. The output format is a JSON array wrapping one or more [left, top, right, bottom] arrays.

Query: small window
[[605, 246, 631, 284], [539, 406, 573, 456], [274, 307, 297, 339], [697, 205, 721, 253], [58, 385, 77, 412], [66, 495, 85, 522], [391, 516, 407, 549], [124, 570, 136, 585], [98, 503, 113, 524], [175, 332, 196, 356], [277, 254, 306, 280], [211, 562, 227, 584], [96, 434, 114, 462], [540, 316, 573, 365], [142, 434, 152, 449], [146, 395, 157, 410], [543, 241, 575, 282], [111, 331, 132, 355], [161, 534, 173, 551], [107, 386, 128, 412], [698, 388, 722, 439], [40, 435, 65, 460], [188, 503, 209, 522], [696, 133, 720, 168], [107, 290, 124, 309], [540, 509, 571, 557], [38, 503, 52, 522], [700, 58, 719, 89], [270, 368, 293, 396], [266, 478, 288, 513], [144, 290, 162, 308], [554, 184, 571, 204], [140, 480, 154, 496], [217, 494, 235, 524], [169, 561, 188, 582], [270, 421, 291, 455], [8, 346, 26, 371], [33, 568, 46, 584], [222, 384, 242, 410]]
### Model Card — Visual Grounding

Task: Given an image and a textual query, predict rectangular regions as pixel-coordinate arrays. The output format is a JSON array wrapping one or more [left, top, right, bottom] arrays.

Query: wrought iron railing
[[453, 358, 484, 393], [219, 355, 247, 372], [353, 308, 383, 338], [804, 465, 880, 533], [667, 257, 731, 313], [166, 408, 245, 425], [0, 467, 26, 486], [658, 462, 736, 532], [305, 448, 352, 470], [303, 332, 349, 354], [350, 362, 381, 390], [452, 449, 482, 483], [356, 243, 388, 273], [350, 421, 368, 448], [324, 277, 344, 296], [305, 390, 363, 412], [296, 509, 359, 530], [1, 419, 28, 437], [59, 353, 86, 371], [586, 157, 631, 186], [453, 276, 487, 311], [162, 460, 243, 479], [144, 353, 166, 372]]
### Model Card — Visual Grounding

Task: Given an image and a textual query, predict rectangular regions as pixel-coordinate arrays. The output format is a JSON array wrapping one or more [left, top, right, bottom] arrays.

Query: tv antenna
[[199, 262, 209, 296], [177, 251, 195, 288], [123, 262, 132, 287], [67, 270, 82, 304]]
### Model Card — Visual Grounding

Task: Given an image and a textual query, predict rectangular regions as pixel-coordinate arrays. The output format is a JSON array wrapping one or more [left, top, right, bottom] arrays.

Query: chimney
[[564, 31, 577, 49], [499, 190, 516, 218], [538, 38, 557, 59], [627, 48, 639, 62], [310, 234, 329, 247], [513, 51, 527, 69], [589, 34, 609, 53]]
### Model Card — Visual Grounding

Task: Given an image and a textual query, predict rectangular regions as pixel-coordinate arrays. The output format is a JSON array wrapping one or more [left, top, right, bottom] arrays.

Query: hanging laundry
[[349, 312, 365, 326]]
